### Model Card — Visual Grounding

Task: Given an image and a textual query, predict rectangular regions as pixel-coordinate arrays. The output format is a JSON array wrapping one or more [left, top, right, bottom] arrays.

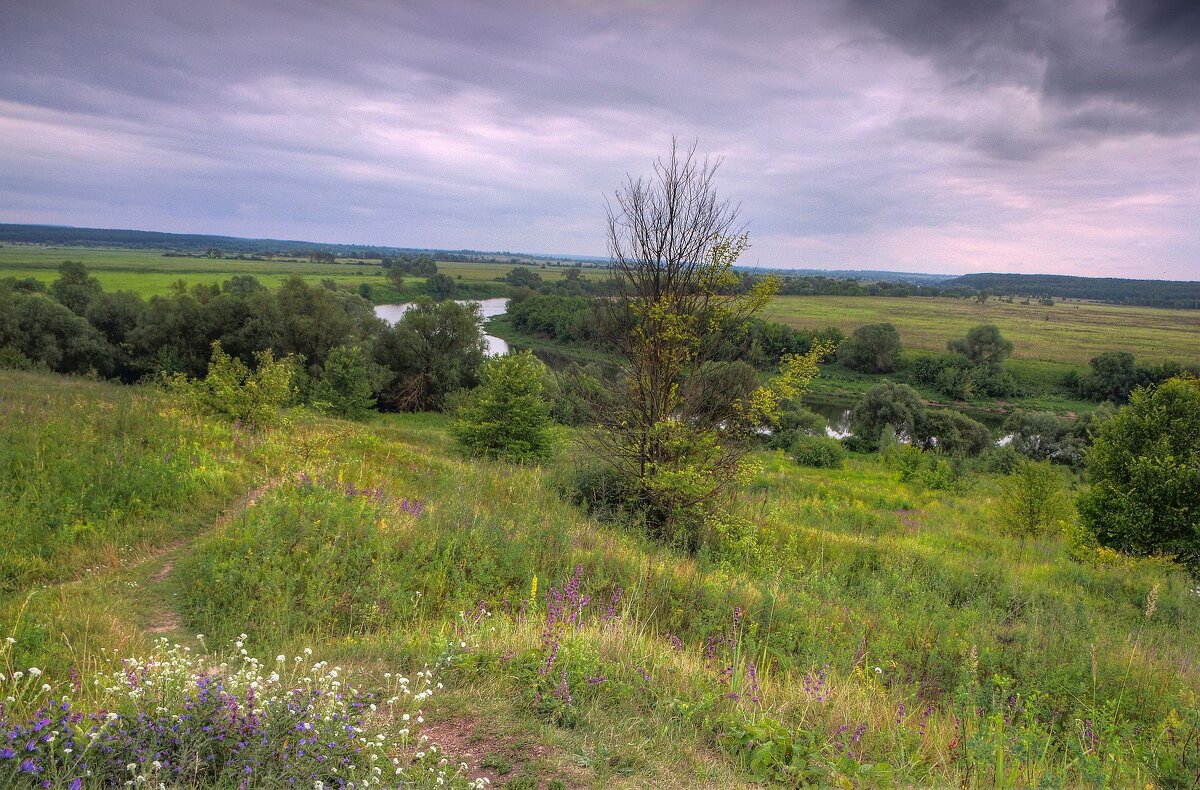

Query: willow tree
[[587, 141, 828, 548]]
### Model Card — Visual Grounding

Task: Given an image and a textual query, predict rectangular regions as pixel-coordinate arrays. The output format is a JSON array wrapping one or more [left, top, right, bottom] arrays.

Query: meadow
[[764, 295, 1200, 367], [0, 244, 604, 297], [3, 369, 1197, 788]]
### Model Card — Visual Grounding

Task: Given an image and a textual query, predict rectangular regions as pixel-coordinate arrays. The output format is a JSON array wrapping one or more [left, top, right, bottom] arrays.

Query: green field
[[0, 244, 605, 297], [766, 295, 1200, 367], [3, 370, 1197, 787]]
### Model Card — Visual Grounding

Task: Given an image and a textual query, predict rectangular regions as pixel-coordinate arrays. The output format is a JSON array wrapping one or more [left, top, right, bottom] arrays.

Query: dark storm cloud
[[0, 0, 1196, 277]]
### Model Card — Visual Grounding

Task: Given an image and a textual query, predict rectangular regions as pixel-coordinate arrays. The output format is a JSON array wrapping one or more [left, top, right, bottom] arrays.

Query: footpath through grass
[[2, 371, 1198, 787]]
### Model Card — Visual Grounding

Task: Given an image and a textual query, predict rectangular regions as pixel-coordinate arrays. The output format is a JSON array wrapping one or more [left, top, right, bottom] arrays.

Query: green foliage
[[851, 381, 924, 450], [1077, 377, 1200, 565], [838, 322, 901, 373], [914, 409, 992, 457], [451, 350, 555, 463], [503, 266, 543, 288], [371, 298, 486, 411], [995, 460, 1070, 538], [48, 260, 103, 314], [426, 272, 457, 300], [168, 341, 296, 426], [1076, 350, 1139, 402], [789, 434, 845, 468], [948, 324, 1013, 370], [0, 285, 114, 375], [308, 344, 378, 420]]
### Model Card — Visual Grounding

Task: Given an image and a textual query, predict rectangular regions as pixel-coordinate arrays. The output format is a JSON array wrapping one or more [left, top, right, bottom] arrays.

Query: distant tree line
[[949, 272, 1200, 309]]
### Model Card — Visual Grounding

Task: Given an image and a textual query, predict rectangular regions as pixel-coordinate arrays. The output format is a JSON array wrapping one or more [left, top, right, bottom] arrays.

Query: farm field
[[0, 244, 605, 296], [765, 295, 1200, 367], [3, 369, 1197, 787]]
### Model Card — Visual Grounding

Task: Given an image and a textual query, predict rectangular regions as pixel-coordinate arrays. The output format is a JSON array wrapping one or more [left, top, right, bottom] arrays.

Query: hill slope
[[2, 370, 1197, 787]]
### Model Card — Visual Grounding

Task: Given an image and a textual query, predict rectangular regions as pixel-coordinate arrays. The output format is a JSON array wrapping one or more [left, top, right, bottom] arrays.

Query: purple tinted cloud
[[0, 0, 1197, 278]]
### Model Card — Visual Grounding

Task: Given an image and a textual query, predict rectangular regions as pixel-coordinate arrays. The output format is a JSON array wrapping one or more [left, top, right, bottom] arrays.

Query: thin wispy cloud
[[1, 0, 1197, 277]]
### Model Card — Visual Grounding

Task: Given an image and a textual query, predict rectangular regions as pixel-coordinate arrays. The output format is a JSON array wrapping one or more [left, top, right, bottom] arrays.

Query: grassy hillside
[[2, 371, 1198, 787]]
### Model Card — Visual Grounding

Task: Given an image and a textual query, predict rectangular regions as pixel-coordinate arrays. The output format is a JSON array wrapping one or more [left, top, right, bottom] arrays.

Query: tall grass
[[3, 370, 1198, 786]]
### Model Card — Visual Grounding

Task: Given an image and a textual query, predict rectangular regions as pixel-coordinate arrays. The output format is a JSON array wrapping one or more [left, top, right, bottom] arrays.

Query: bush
[[1077, 377, 1200, 566], [788, 434, 845, 468], [838, 322, 901, 373], [995, 460, 1070, 538], [167, 341, 296, 426], [451, 350, 554, 463], [308, 344, 378, 420]]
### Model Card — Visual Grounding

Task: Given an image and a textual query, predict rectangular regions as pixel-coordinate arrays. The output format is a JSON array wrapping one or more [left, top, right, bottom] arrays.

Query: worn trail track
[[141, 475, 287, 635]]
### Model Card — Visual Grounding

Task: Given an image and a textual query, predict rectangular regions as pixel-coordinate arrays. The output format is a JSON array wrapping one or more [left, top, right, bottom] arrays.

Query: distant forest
[[0, 224, 590, 267], [949, 273, 1200, 309]]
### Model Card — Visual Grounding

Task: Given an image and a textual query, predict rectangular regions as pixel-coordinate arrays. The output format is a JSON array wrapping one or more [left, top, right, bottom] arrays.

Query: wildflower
[[1145, 583, 1160, 620]]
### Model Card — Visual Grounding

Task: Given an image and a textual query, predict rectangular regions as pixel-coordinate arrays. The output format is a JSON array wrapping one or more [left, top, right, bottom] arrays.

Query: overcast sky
[[2, 0, 1198, 277]]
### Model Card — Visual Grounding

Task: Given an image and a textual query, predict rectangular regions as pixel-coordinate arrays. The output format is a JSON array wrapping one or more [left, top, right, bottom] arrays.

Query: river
[[373, 297, 510, 356]]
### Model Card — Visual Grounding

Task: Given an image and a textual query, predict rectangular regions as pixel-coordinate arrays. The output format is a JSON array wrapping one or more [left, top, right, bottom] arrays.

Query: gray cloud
[[0, 0, 1196, 278]]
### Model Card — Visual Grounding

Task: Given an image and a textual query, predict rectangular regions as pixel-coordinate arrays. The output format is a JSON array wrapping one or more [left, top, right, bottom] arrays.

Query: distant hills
[[2, 223, 1197, 308]]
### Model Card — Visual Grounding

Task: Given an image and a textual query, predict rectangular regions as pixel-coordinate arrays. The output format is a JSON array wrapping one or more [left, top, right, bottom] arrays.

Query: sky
[[1, 0, 1198, 278]]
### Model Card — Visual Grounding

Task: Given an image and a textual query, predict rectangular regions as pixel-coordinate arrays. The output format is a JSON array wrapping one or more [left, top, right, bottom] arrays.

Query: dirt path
[[143, 475, 287, 635]]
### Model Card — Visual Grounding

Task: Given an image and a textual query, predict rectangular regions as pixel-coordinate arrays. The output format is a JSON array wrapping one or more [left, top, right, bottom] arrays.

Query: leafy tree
[[1077, 377, 1200, 565], [49, 260, 103, 314], [851, 381, 924, 449], [309, 345, 378, 420], [948, 324, 1012, 370], [0, 287, 114, 375], [1075, 351, 1139, 402], [371, 298, 486, 411], [1002, 411, 1067, 462], [995, 460, 1070, 538], [584, 140, 825, 549], [451, 350, 554, 462], [838, 323, 901, 373], [503, 267, 543, 289], [426, 272, 456, 300], [914, 409, 992, 457]]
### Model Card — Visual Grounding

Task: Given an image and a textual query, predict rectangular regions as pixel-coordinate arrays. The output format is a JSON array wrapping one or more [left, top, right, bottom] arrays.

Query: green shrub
[[309, 344, 378, 420], [996, 460, 1070, 538], [451, 350, 555, 463], [789, 434, 845, 468], [167, 340, 296, 426]]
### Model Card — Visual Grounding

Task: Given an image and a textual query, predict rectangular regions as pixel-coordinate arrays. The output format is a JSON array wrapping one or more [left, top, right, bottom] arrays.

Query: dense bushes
[[789, 434, 845, 468], [1077, 377, 1200, 566], [1068, 350, 1200, 403]]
